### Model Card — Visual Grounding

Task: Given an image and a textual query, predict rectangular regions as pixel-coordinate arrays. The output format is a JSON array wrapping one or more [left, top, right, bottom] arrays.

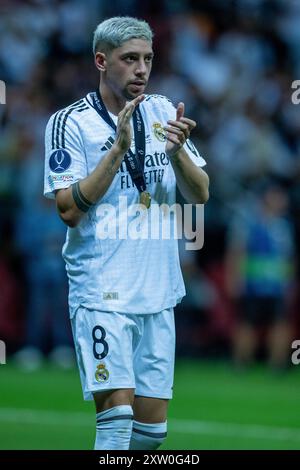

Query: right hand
[[114, 94, 145, 154]]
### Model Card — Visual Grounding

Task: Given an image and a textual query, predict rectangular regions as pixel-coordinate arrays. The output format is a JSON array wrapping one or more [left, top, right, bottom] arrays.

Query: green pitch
[[0, 360, 299, 450]]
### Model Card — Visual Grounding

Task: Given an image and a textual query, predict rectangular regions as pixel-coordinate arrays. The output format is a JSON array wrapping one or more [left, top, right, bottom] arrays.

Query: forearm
[[56, 144, 125, 227], [170, 148, 209, 204], [80, 144, 124, 202]]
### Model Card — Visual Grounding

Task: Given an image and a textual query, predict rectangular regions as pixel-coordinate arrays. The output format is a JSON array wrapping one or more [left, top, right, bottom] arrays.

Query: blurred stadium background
[[0, 0, 300, 450]]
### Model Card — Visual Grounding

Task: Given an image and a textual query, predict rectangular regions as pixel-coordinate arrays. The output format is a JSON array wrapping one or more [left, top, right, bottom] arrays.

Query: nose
[[135, 60, 147, 76]]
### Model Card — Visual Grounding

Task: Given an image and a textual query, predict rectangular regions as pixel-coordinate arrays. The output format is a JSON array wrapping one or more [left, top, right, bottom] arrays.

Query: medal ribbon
[[92, 90, 147, 194]]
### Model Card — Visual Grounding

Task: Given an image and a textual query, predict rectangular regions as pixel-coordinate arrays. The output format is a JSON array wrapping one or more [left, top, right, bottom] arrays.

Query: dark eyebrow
[[120, 52, 154, 58]]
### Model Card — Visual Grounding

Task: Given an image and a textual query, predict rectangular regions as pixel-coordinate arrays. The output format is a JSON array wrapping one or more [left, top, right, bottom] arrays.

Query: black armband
[[72, 181, 94, 213]]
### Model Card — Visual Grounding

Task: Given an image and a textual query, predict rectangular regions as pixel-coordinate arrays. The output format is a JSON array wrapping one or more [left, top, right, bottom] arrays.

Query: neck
[[99, 81, 126, 115]]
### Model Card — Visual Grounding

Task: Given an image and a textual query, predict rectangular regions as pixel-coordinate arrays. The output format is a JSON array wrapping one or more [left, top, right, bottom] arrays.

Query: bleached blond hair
[[93, 16, 153, 55]]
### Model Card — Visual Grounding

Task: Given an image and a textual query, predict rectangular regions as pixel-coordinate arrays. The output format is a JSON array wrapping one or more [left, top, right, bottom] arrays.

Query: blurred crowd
[[0, 0, 300, 370]]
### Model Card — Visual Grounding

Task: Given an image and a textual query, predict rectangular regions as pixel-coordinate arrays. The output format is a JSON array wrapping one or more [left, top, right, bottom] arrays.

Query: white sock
[[129, 420, 167, 450], [94, 405, 133, 450]]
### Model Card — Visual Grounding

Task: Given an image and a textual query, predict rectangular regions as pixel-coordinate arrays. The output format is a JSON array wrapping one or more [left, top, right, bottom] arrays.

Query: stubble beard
[[123, 88, 143, 101], [123, 81, 147, 101]]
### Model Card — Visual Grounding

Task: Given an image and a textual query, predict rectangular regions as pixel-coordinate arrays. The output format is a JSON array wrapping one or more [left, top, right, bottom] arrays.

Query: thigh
[[133, 308, 175, 400], [71, 307, 137, 401]]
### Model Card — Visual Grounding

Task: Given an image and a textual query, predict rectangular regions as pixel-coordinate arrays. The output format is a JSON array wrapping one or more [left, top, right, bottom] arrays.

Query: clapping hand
[[164, 102, 196, 157]]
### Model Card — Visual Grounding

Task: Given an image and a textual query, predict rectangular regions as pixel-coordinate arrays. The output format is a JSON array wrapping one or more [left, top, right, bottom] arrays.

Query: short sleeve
[[44, 112, 87, 199], [158, 95, 206, 168], [183, 138, 206, 167]]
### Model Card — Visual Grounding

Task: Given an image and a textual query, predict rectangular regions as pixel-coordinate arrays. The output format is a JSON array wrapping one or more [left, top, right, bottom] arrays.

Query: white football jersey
[[44, 93, 206, 317]]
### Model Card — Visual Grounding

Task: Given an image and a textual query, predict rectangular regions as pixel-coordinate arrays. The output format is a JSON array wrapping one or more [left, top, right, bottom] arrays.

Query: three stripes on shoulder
[[51, 100, 89, 150]]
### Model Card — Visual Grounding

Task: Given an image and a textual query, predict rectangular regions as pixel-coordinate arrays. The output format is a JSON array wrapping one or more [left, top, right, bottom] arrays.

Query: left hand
[[164, 102, 196, 157]]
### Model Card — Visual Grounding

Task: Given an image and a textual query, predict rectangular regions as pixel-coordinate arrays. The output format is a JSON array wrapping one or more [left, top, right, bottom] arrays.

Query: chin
[[124, 91, 141, 101], [124, 85, 146, 100]]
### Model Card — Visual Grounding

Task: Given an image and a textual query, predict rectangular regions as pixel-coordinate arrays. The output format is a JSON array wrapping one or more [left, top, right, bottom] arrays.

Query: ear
[[95, 52, 107, 72]]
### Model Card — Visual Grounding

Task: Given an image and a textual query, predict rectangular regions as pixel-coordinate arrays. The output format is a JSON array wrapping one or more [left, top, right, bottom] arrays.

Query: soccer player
[[44, 16, 209, 450]]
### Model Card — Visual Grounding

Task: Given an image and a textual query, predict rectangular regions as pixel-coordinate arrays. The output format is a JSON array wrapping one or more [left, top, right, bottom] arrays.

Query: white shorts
[[71, 306, 176, 401]]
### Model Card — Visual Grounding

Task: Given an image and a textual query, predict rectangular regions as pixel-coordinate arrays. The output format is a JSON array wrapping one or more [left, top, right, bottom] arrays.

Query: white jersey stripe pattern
[[44, 93, 206, 317], [52, 99, 87, 150]]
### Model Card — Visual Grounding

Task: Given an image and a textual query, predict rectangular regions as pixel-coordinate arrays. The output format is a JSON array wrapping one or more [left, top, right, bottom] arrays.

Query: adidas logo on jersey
[[101, 134, 151, 152], [101, 136, 115, 151]]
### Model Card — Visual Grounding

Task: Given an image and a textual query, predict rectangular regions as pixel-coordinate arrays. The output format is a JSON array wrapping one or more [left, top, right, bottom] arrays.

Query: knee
[[130, 420, 167, 450], [94, 388, 135, 413]]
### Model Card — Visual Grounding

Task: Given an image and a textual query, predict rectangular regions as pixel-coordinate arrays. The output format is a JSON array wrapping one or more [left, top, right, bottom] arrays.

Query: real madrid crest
[[95, 363, 109, 383], [153, 122, 166, 142]]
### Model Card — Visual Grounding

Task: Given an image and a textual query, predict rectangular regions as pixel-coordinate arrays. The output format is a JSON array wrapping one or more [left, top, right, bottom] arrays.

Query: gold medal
[[139, 191, 151, 209]]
